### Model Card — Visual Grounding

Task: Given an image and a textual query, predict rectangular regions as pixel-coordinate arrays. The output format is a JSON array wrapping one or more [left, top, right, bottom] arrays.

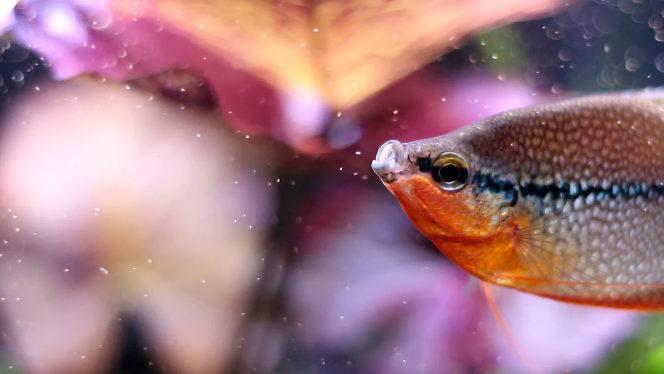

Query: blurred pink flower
[[0, 1, 17, 34], [287, 181, 642, 374], [0, 0, 572, 153], [0, 79, 274, 374]]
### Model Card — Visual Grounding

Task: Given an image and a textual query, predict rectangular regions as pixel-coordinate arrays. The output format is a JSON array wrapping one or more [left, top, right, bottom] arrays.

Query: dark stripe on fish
[[471, 173, 518, 207], [471, 172, 664, 205]]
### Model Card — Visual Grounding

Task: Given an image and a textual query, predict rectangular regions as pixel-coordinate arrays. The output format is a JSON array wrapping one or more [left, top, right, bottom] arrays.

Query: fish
[[371, 90, 664, 310]]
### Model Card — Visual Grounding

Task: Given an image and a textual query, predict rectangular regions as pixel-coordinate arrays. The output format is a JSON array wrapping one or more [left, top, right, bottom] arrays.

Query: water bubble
[[649, 14, 663, 30], [551, 83, 563, 94], [632, 9, 650, 24], [600, 65, 615, 86], [11, 70, 24, 85], [553, 11, 576, 29], [624, 45, 645, 72], [545, 21, 563, 40], [525, 66, 545, 86], [558, 47, 573, 61], [592, 5, 621, 34], [4, 45, 29, 63], [326, 118, 362, 149], [655, 53, 664, 72], [89, 9, 113, 30], [625, 58, 640, 72], [613, 67, 630, 87], [618, 0, 637, 15]]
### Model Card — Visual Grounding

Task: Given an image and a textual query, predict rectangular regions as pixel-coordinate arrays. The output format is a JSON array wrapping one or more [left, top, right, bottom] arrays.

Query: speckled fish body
[[372, 90, 664, 310]]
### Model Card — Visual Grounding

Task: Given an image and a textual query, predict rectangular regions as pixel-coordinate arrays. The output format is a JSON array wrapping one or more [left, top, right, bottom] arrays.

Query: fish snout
[[371, 140, 412, 183]]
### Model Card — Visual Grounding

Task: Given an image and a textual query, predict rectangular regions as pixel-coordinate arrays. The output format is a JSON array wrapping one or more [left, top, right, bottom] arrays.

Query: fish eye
[[432, 152, 469, 191]]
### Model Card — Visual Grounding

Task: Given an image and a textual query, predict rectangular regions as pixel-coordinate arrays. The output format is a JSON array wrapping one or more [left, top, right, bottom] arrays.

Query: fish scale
[[372, 91, 664, 309]]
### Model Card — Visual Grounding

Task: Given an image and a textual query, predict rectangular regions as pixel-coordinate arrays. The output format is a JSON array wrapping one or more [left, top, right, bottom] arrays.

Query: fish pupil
[[432, 163, 469, 186], [440, 164, 460, 183], [431, 152, 470, 191]]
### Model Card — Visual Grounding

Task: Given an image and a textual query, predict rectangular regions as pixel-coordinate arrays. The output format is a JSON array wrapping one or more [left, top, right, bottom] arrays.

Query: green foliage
[[474, 26, 528, 73], [0, 353, 21, 374], [589, 314, 664, 374]]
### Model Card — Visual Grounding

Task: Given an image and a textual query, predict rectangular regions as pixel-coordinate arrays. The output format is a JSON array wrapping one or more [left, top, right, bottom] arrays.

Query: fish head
[[372, 133, 522, 277]]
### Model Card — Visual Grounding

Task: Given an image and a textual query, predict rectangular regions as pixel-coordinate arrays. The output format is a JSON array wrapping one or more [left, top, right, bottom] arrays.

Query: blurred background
[[0, 0, 664, 373]]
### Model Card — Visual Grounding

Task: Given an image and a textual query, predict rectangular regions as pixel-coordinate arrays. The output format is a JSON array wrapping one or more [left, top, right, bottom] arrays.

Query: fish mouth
[[371, 140, 413, 183]]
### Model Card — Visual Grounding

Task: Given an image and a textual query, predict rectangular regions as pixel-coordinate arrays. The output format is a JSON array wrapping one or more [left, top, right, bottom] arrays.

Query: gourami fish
[[371, 90, 664, 310]]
